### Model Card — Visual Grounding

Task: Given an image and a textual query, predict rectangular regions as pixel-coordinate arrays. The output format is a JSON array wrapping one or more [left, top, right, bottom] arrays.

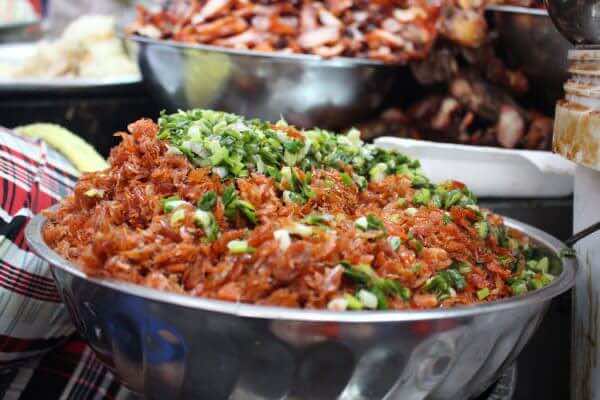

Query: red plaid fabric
[[0, 338, 134, 399], [0, 128, 127, 399]]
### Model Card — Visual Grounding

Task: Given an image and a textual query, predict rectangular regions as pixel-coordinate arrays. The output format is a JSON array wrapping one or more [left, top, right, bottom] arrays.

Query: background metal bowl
[[26, 210, 575, 400], [487, 5, 573, 109], [545, 0, 600, 44], [124, 35, 410, 130]]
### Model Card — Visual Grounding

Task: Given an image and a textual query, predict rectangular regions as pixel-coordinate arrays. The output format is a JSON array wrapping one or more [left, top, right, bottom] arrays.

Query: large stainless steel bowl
[[26, 210, 576, 400], [487, 5, 573, 109], [124, 35, 410, 130]]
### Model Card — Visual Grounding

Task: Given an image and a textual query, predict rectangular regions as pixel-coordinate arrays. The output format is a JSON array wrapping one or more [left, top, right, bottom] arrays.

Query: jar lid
[[568, 46, 600, 61]]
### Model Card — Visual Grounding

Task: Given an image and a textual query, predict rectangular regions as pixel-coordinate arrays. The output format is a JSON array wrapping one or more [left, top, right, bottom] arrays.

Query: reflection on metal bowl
[[0, 20, 42, 43], [26, 207, 576, 400], [487, 5, 573, 109], [124, 35, 410, 129]]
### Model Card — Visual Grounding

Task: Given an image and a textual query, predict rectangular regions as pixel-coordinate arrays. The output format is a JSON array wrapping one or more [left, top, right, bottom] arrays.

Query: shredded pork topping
[[127, 0, 488, 63], [43, 110, 557, 310]]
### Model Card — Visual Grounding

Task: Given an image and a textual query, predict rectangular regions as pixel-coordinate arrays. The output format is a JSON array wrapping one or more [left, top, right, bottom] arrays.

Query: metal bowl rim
[[124, 33, 402, 68], [485, 5, 549, 16], [26, 206, 576, 323]]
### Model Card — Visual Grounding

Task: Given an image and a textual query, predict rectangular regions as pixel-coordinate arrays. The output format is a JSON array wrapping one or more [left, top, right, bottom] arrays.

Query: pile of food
[[127, 1, 554, 150], [43, 110, 558, 310], [1, 15, 139, 80], [127, 0, 488, 63], [359, 34, 554, 149]]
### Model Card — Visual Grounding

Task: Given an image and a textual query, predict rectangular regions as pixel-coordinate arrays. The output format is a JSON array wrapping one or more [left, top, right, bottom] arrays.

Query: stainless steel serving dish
[[26, 209, 576, 400], [124, 35, 409, 129], [487, 5, 573, 108]]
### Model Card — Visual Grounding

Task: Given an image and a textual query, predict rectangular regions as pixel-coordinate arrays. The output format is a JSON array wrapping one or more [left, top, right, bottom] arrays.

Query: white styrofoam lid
[[375, 137, 574, 198]]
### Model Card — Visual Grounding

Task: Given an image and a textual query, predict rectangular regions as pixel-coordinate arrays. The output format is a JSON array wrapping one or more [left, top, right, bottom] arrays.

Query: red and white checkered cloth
[[0, 128, 129, 399]]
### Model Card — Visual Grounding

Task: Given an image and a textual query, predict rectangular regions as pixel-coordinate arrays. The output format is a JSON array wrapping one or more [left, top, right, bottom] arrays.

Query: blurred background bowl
[[545, 0, 600, 45], [487, 5, 573, 109], [125, 35, 414, 130]]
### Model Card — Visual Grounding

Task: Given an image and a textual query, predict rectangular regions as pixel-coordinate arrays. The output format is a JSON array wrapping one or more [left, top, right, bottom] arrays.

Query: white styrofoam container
[[375, 137, 575, 198]]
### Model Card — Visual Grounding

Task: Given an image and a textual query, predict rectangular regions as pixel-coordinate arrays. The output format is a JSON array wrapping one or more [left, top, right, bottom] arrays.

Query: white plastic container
[[554, 48, 600, 400], [375, 137, 574, 198]]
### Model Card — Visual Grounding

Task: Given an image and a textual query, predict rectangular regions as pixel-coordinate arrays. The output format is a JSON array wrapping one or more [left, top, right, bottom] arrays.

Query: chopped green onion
[[355, 214, 385, 232], [157, 110, 425, 189], [442, 213, 453, 225], [410, 174, 429, 188], [534, 257, 549, 273], [170, 209, 186, 226], [405, 207, 418, 217], [412, 262, 423, 273], [283, 190, 303, 204], [541, 273, 554, 285], [84, 188, 105, 198], [344, 294, 363, 310], [465, 204, 481, 215], [327, 297, 348, 311], [222, 186, 257, 225], [457, 261, 472, 274], [477, 288, 490, 300], [288, 222, 313, 237], [388, 236, 401, 251], [212, 166, 228, 179], [162, 196, 189, 212], [303, 214, 333, 226], [528, 279, 544, 290], [346, 128, 363, 147], [511, 280, 528, 296], [197, 191, 217, 211], [409, 238, 423, 254], [399, 286, 411, 301], [369, 163, 388, 183], [227, 240, 255, 254], [236, 200, 258, 224], [193, 209, 219, 241], [280, 166, 293, 188], [413, 188, 431, 206], [350, 174, 366, 190], [273, 229, 291, 252], [340, 172, 353, 187], [444, 190, 463, 209], [431, 194, 442, 208], [371, 286, 388, 310], [366, 214, 385, 231], [475, 221, 489, 239], [355, 216, 368, 231], [358, 289, 378, 309]]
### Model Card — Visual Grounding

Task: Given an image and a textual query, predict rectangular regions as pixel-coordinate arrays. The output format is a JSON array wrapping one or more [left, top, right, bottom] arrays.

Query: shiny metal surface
[[0, 20, 42, 43], [26, 209, 576, 400], [544, 0, 600, 44], [124, 35, 408, 129], [487, 5, 573, 108]]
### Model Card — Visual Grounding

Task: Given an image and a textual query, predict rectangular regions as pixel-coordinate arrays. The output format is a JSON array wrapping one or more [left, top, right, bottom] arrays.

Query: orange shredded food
[[43, 118, 539, 310]]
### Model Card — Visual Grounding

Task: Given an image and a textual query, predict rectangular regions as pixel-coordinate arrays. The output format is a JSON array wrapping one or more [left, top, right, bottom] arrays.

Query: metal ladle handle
[[565, 221, 600, 247]]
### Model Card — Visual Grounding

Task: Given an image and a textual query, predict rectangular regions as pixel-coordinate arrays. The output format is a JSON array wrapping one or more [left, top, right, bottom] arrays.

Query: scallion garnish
[[227, 240, 255, 254]]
